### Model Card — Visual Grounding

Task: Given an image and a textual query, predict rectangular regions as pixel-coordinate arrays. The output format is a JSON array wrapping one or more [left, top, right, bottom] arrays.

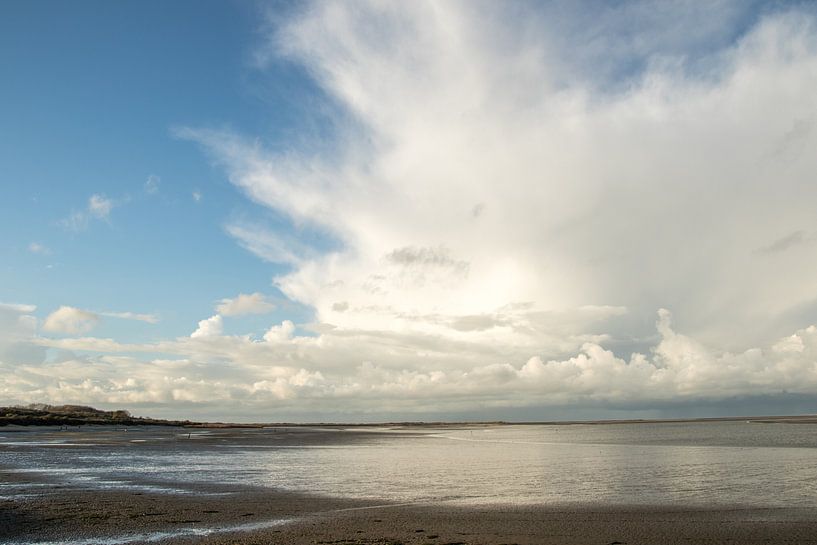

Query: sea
[[2, 421, 817, 508]]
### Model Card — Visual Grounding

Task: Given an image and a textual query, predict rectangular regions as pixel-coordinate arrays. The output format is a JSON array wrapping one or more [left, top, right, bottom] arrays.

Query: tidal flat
[[3, 422, 817, 544]]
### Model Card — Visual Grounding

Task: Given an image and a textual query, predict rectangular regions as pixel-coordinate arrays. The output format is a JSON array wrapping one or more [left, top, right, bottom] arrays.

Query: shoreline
[[5, 403, 817, 429]]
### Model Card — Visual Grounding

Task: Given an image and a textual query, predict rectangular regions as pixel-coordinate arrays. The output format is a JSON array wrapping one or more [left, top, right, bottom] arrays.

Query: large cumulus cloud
[[185, 1, 817, 351], [4, 1, 817, 419]]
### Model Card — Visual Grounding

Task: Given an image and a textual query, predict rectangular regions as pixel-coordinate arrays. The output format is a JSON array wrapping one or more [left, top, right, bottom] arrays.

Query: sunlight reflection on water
[[3, 422, 817, 507]]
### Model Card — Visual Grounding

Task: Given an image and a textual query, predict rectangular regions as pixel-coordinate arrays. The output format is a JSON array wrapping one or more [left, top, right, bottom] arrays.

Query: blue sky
[[1, 0, 317, 341], [2, 1, 817, 421]]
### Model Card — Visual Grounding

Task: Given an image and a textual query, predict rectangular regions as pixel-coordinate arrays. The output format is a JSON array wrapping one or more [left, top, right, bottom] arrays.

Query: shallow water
[[2, 421, 817, 507]]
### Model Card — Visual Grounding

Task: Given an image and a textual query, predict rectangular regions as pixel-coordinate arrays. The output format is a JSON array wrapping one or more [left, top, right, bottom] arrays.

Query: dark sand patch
[[5, 487, 817, 545], [225, 503, 817, 545], [0, 485, 367, 544]]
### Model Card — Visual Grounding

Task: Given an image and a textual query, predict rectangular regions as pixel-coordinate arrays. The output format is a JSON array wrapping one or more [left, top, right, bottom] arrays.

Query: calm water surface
[[2, 421, 816, 507]]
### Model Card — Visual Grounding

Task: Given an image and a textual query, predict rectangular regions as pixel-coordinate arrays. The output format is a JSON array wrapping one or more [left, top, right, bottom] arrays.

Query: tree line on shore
[[0, 404, 191, 427]]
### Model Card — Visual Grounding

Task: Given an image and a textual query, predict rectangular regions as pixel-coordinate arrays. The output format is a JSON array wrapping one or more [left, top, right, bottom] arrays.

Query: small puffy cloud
[[144, 175, 160, 195], [191, 314, 223, 338], [263, 320, 295, 342], [216, 293, 276, 316], [88, 194, 113, 219], [37, 306, 155, 334], [28, 242, 50, 255], [61, 194, 116, 231], [192, 190, 203, 202], [43, 306, 99, 335]]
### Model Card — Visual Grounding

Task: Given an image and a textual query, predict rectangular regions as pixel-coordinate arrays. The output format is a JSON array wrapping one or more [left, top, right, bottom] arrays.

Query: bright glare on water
[[2, 421, 817, 507]]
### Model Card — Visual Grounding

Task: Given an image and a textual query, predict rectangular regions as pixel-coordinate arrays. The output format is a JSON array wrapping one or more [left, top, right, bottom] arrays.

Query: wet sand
[[235, 503, 817, 545], [1, 484, 360, 544], [5, 485, 817, 545]]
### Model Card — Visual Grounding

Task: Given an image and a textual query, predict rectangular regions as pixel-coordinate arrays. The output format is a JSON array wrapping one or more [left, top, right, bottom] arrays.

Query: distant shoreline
[[3, 404, 817, 428]]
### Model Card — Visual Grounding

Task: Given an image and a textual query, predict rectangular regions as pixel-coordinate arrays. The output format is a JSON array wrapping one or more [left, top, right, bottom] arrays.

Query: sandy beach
[[5, 485, 817, 545]]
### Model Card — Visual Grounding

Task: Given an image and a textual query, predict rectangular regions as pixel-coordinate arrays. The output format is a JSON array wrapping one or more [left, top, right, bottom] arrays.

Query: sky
[[2, 0, 817, 422]]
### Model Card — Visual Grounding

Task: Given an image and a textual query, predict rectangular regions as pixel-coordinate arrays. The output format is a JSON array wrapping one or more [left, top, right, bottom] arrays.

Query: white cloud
[[37, 306, 156, 334], [190, 314, 223, 338], [61, 194, 116, 231], [99, 311, 159, 324], [60, 210, 89, 232], [192, 190, 202, 202], [216, 293, 276, 316], [43, 306, 99, 335], [183, 2, 817, 354], [144, 174, 160, 195], [8, 2, 817, 419], [28, 242, 50, 255], [88, 194, 113, 219], [0, 302, 37, 314], [4, 309, 817, 419], [0, 303, 43, 368], [224, 222, 313, 265], [263, 320, 295, 342]]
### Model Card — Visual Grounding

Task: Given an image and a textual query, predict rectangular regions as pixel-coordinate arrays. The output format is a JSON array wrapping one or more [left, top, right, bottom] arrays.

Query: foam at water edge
[[0, 518, 292, 545]]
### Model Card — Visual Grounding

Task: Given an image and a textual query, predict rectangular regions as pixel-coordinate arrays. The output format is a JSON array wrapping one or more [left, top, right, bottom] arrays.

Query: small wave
[[1, 518, 291, 545]]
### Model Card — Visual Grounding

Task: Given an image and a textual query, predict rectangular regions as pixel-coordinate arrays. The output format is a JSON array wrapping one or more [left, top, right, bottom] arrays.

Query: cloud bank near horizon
[[4, 1, 817, 419], [3, 305, 817, 420]]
